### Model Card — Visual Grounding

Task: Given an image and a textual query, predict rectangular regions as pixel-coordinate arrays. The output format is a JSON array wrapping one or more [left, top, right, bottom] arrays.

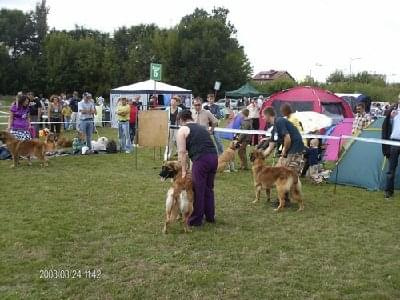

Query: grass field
[[1, 125, 400, 299]]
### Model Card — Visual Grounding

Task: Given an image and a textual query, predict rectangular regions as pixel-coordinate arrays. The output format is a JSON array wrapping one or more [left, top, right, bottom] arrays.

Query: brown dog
[[250, 149, 304, 212], [0, 131, 48, 167], [44, 132, 57, 152], [56, 136, 73, 148], [217, 140, 239, 173], [159, 161, 194, 233]]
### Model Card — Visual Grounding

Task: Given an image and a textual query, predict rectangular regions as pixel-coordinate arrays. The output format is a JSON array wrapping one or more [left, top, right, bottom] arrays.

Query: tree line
[[0, 1, 252, 99]]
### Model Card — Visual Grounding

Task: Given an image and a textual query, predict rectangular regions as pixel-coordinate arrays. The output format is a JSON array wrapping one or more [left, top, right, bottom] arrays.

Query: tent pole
[[333, 136, 343, 194], [135, 112, 139, 169]]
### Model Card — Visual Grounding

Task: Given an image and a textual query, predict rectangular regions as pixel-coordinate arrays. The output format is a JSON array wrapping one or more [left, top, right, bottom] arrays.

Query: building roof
[[253, 70, 294, 81]]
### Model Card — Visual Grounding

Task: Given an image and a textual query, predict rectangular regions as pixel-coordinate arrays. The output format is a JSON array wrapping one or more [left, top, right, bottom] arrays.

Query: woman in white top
[[247, 98, 260, 145]]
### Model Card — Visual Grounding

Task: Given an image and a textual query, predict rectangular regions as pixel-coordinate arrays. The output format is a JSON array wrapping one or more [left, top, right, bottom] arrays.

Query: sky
[[1, 0, 399, 83]]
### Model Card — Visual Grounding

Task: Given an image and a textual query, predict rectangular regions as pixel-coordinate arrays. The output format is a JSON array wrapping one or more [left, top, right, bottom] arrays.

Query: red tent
[[259, 86, 353, 130]]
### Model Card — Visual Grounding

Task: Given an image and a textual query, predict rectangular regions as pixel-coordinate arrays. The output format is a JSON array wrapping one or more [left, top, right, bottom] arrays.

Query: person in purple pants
[[176, 110, 218, 226]]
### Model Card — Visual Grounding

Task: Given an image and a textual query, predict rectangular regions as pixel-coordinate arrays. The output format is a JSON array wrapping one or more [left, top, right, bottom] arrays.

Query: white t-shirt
[[390, 111, 400, 140], [247, 104, 260, 119]]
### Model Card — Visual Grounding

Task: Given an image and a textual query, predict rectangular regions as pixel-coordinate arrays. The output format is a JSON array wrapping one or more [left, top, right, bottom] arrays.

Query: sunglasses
[[194, 104, 201, 106]]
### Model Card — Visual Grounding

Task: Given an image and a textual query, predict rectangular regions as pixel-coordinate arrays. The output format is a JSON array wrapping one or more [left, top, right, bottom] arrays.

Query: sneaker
[[384, 192, 393, 199], [125, 150, 131, 154], [223, 170, 231, 173]]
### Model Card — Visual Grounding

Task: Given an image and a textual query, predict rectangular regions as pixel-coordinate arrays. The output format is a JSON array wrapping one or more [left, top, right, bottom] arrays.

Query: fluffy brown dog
[[250, 149, 304, 212], [159, 161, 194, 233], [217, 140, 239, 173], [0, 131, 48, 167], [44, 132, 57, 152]]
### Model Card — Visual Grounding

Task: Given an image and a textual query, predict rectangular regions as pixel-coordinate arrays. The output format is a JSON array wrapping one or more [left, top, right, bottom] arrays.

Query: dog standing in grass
[[0, 131, 48, 167], [250, 149, 304, 212], [217, 140, 240, 173], [159, 161, 194, 233]]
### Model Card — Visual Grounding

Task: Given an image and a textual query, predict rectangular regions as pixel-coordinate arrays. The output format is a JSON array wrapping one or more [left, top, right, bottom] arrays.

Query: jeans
[[213, 132, 224, 155], [80, 119, 93, 149], [386, 145, 400, 194], [118, 121, 132, 152], [64, 116, 71, 130]]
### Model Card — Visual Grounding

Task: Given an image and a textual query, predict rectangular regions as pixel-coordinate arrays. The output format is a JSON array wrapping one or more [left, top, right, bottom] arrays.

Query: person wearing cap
[[176, 109, 218, 226], [78, 92, 96, 149]]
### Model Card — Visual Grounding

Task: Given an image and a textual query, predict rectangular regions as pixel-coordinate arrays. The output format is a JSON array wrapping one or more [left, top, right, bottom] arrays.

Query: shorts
[[276, 153, 304, 175]]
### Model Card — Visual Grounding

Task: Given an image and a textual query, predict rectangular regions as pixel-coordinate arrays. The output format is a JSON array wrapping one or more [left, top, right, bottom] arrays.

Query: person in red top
[[129, 98, 139, 144]]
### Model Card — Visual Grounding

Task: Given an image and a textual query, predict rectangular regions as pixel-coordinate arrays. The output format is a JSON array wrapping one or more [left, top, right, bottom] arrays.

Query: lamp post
[[349, 57, 361, 77], [309, 63, 323, 80]]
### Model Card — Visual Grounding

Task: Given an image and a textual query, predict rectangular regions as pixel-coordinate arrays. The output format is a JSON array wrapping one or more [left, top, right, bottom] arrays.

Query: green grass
[[0, 127, 400, 299]]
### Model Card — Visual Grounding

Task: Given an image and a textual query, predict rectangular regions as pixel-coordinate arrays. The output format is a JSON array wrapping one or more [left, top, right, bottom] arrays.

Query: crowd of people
[[3, 90, 400, 223], [4, 91, 110, 150]]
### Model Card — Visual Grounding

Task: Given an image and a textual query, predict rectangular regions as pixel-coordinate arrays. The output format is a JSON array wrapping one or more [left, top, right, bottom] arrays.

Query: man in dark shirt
[[27, 92, 41, 137], [69, 91, 80, 130], [262, 107, 304, 174], [262, 107, 304, 207]]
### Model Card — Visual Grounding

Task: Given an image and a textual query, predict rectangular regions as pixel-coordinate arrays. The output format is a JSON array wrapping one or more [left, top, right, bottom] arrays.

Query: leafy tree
[[166, 7, 252, 96], [326, 70, 346, 84], [252, 78, 297, 96], [0, 9, 35, 58]]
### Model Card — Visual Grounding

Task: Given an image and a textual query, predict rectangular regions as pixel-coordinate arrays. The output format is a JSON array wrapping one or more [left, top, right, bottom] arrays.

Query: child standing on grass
[[306, 139, 323, 183], [116, 97, 132, 153], [62, 104, 72, 131], [72, 132, 86, 155]]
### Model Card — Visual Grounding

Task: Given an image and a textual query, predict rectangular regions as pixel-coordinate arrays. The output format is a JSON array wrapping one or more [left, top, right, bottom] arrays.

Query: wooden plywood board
[[138, 110, 168, 147]]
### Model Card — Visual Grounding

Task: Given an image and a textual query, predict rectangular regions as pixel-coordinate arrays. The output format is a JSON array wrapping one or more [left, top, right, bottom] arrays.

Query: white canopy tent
[[110, 79, 192, 127]]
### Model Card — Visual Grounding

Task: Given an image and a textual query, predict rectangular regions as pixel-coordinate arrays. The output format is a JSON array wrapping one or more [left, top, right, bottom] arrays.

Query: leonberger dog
[[217, 140, 240, 173], [159, 161, 194, 233], [0, 131, 48, 167], [250, 149, 304, 212]]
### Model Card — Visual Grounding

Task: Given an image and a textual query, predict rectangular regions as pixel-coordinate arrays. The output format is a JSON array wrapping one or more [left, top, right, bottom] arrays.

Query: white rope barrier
[[1, 121, 400, 147]]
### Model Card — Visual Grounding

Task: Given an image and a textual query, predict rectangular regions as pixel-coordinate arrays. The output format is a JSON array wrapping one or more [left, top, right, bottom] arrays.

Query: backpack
[[106, 140, 118, 153]]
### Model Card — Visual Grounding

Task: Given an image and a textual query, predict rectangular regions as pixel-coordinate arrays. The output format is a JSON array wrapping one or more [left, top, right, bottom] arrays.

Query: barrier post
[[333, 135, 342, 194]]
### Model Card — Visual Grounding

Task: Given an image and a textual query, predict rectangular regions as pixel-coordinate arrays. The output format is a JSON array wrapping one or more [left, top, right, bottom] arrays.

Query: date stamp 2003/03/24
[[39, 269, 102, 279]]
